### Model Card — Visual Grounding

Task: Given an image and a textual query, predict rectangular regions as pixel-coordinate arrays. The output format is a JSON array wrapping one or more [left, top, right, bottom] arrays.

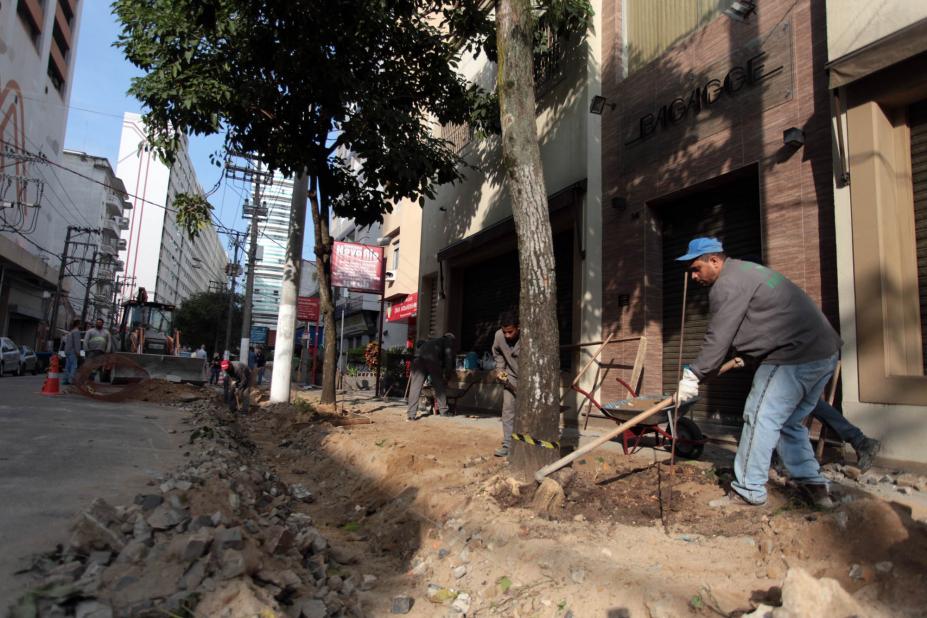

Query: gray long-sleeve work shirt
[[689, 259, 841, 380], [492, 329, 520, 384], [64, 329, 82, 354]]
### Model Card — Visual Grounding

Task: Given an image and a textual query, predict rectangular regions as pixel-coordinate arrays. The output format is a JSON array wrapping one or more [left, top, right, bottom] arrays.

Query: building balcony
[[104, 191, 125, 216], [99, 240, 118, 257]]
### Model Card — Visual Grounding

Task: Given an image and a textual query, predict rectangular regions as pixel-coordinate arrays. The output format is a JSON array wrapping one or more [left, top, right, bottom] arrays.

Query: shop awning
[[827, 18, 927, 89], [388, 293, 417, 322]]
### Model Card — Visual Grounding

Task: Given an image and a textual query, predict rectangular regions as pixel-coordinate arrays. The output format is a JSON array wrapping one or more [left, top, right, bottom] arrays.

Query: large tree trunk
[[496, 0, 561, 481], [309, 176, 338, 405]]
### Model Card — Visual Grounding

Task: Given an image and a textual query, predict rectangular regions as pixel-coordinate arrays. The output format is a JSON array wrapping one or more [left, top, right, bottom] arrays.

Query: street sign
[[250, 326, 269, 344], [331, 241, 384, 293], [297, 296, 320, 322], [388, 292, 418, 321]]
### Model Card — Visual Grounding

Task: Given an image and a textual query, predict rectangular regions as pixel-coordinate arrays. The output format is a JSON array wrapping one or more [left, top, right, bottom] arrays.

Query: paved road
[[0, 375, 187, 608]]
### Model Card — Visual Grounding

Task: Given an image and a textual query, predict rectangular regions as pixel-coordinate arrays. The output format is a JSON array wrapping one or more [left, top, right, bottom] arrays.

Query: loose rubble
[[9, 398, 361, 617]]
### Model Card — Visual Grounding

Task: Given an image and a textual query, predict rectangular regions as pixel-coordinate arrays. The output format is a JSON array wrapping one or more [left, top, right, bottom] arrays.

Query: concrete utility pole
[[270, 171, 308, 403], [224, 232, 245, 359], [80, 250, 98, 325], [240, 170, 266, 359], [49, 226, 74, 336]]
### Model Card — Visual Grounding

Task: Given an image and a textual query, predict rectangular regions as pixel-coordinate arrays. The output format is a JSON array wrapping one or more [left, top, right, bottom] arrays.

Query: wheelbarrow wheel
[[665, 416, 705, 460]]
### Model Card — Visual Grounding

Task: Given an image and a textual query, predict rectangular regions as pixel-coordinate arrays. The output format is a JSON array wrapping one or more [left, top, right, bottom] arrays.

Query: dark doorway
[[658, 165, 762, 425]]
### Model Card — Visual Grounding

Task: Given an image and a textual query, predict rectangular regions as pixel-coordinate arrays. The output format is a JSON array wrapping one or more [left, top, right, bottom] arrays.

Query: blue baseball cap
[[676, 237, 724, 261]]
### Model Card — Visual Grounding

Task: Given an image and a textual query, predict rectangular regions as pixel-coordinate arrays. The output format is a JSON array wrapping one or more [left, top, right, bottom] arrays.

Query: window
[[624, 0, 735, 75], [391, 241, 400, 270]]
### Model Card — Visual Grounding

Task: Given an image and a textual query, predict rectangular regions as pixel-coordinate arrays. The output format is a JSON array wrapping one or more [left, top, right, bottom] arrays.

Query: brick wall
[[599, 0, 836, 401]]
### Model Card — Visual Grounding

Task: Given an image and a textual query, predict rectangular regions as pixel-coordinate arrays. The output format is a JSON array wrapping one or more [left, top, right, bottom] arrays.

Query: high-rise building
[[116, 112, 226, 308], [0, 0, 84, 346], [246, 171, 293, 328]]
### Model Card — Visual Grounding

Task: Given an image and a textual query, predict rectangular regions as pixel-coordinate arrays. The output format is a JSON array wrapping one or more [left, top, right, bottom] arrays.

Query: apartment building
[[57, 149, 132, 325], [115, 112, 226, 308], [826, 1, 927, 463], [0, 0, 83, 345]]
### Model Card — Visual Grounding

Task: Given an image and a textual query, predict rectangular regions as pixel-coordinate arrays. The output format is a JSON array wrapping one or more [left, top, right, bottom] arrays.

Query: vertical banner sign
[[331, 242, 384, 293]]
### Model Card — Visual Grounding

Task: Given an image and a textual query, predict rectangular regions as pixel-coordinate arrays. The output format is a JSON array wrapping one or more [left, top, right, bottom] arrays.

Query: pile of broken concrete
[[9, 400, 362, 618]]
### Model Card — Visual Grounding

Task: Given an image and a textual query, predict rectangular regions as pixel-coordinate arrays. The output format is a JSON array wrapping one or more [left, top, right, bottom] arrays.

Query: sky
[[63, 2, 307, 257]]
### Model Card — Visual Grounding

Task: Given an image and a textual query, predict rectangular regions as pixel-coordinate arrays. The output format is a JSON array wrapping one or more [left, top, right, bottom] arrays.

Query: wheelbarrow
[[600, 396, 704, 460]]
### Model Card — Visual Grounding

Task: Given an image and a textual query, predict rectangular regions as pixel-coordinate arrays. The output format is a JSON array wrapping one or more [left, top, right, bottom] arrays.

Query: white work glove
[[676, 367, 699, 405]]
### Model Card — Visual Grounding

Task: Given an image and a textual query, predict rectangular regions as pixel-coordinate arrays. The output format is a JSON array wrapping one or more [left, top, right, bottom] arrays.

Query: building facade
[[380, 197, 422, 350], [598, 0, 836, 425], [0, 0, 83, 345], [116, 112, 226, 309], [418, 3, 604, 409], [330, 217, 383, 355], [826, 1, 927, 463], [58, 150, 132, 325]]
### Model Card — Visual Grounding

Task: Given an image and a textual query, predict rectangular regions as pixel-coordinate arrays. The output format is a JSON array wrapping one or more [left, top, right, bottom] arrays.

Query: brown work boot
[[798, 483, 835, 510]]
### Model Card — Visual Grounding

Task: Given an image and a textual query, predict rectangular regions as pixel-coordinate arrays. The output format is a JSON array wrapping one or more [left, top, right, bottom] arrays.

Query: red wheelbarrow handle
[[534, 357, 744, 483]]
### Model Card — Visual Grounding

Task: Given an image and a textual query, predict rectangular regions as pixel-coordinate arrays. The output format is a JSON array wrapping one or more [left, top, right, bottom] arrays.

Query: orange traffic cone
[[41, 355, 62, 396]]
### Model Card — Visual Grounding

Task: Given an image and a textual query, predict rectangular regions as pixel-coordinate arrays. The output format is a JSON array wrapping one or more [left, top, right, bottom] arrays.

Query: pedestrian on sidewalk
[[255, 347, 267, 385], [225, 360, 252, 414], [83, 318, 113, 381], [63, 319, 82, 385], [675, 237, 842, 509], [209, 353, 222, 385], [405, 333, 457, 421], [492, 310, 520, 457]]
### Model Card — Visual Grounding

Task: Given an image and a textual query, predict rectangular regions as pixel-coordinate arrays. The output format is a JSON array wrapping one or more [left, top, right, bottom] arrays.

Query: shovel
[[534, 357, 745, 483]]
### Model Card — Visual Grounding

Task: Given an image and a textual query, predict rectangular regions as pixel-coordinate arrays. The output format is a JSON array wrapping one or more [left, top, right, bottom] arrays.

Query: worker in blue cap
[[675, 237, 842, 509]]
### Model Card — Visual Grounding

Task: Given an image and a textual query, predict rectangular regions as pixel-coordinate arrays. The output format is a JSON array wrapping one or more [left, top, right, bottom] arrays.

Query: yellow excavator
[[110, 288, 207, 384]]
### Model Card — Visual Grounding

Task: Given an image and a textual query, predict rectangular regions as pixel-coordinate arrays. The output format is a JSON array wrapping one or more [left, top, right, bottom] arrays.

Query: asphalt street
[[0, 375, 187, 608]]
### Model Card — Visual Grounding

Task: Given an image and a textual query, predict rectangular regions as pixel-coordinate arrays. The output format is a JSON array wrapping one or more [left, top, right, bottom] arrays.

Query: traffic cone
[[41, 355, 62, 396]]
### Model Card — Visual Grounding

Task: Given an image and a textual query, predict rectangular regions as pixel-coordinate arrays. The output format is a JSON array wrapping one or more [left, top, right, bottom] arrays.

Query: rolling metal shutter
[[426, 276, 439, 339], [661, 169, 762, 425], [911, 100, 927, 371], [459, 231, 574, 367]]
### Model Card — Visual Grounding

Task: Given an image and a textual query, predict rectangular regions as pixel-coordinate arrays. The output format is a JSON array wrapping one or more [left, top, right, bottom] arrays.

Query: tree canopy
[[174, 290, 242, 356], [113, 0, 492, 225]]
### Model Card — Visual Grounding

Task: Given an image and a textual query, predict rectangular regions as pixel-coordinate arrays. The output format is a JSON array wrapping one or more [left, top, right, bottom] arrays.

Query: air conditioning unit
[[117, 239, 127, 251], [385, 270, 397, 281]]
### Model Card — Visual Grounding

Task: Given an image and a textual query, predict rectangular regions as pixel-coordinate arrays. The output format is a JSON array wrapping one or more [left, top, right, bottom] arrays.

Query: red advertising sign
[[331, 241, 384, 293], [297, 296, 320, 322], [388, 293, 418, 321]]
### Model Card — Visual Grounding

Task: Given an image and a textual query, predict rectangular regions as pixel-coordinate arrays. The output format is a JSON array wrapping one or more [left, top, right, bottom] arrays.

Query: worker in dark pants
[[225, 360, 252, 414], [406, 333, 456, 421], [492, 310, 520, 457], [810, 400, 881, 470]]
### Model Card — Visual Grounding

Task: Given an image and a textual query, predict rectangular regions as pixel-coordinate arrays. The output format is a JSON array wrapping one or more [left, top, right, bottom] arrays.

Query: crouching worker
[[225, 360, 252, 414], [406, 333, 457, 421], [676, 237, 841, 510]]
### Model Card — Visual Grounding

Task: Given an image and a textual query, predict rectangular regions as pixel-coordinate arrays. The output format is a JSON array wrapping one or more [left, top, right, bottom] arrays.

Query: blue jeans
[[732, 354, 838, 504], [65, 352, 79, 384], [811, 400, 864, 449], [257, 366, 265, 385]]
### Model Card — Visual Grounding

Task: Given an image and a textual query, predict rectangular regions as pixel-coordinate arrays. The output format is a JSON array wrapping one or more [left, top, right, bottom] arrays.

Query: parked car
[[19, 345, 38, 375], [0, 337, 21, 376]]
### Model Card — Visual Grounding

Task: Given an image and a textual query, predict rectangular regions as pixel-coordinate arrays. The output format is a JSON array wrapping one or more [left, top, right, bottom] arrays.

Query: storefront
[[600, 0, 836, 423], [827, 4, 927, 463]]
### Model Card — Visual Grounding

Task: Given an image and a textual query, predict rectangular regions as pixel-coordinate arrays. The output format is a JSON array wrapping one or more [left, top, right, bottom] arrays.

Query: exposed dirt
[[233, 391, 927, 617]]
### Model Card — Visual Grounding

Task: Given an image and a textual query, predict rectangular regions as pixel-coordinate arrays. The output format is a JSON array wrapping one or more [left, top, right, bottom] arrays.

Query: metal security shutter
[[459, 231, 573, 365], [911, 100, 927, 371], [661, 169, 762, 425]]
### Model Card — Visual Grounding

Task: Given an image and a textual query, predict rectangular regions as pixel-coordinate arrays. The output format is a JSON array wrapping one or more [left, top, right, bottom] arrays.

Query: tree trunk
[[309, 176, 338, 404], [496, 0, 561, 481], [270, 170, 308, 403]]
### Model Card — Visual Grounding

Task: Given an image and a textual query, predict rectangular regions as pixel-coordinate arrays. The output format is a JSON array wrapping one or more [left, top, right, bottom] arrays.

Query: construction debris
[[9, 397, 361, 617]]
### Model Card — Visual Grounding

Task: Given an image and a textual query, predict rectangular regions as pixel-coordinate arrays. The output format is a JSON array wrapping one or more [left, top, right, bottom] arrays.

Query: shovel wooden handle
[[534, 357, 744, 482]]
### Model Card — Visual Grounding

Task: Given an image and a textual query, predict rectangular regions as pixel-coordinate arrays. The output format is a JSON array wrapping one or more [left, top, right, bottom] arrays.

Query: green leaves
[[173, 193, 214, 240]]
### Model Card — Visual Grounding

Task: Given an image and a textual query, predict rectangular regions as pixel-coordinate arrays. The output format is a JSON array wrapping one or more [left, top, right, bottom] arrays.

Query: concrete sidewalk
[[0, 376, 188, 608]]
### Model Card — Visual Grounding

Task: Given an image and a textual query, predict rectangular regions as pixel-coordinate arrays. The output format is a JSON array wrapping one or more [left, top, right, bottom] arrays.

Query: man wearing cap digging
[[675, 237, 841, 509]]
